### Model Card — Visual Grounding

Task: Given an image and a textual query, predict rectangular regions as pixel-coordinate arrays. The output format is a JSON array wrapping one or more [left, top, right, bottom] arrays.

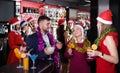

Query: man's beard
[[43, 29, 49, 34]]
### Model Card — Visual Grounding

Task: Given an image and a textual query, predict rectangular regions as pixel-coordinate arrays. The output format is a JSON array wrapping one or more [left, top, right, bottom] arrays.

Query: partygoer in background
[[67, 19, 75, 30], [26, 17, 36, 36], [20, 20, 28, 41], [65, 24, 91, 73], [26, 15, 62, 73], [7, 17, 26, 64], [56, 19, 68, 73], [87, 10, 119, 73], [64, 19, 75, 44]]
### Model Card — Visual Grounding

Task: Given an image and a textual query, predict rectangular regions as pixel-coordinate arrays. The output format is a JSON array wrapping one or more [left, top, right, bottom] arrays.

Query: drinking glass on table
[[14, 48, 24, 68], [30, 54, 38, 69], [17, 58, 23, 68]]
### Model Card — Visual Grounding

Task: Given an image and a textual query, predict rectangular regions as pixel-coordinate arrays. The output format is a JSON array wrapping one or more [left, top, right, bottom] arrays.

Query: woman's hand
[[56, 41, 63, 49], [67, 49, 73, 55], [87, 50, 101, 57], [20, 46, 26, 52]]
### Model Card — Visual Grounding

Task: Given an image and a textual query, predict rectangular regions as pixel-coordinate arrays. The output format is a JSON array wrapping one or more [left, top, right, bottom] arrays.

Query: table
[[0, 59, 54, 73]]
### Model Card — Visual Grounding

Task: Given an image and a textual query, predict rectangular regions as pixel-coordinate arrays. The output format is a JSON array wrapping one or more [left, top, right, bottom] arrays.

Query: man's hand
[[44, 48, 54, 55]]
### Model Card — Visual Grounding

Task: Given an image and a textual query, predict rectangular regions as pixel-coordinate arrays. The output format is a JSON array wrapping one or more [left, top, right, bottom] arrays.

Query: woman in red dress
[[7, 17, 26, 64], [87, 10, 119, 73]]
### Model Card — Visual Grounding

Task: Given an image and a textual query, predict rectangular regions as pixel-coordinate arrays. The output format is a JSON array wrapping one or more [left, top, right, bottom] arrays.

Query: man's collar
[[41, 31, 48, 36]]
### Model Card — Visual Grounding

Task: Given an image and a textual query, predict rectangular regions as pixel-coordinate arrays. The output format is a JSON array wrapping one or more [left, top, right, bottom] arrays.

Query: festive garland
[[67, 38, 90, 53], [94, 27, 116, 48]]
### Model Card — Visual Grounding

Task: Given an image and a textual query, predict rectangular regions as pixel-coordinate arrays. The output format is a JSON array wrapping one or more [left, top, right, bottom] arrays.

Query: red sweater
[[7, 31, 26, 64]]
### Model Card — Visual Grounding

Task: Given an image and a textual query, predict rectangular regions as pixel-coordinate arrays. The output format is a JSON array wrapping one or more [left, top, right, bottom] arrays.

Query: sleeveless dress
[[96, 32, 118, 73], [65, 39, 91, 73]]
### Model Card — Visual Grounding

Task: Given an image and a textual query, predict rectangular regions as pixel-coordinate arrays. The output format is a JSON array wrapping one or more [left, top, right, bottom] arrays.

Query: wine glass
[[14, 48, 23, 68], [86, 47, 93, 59], [30, 54, 38, 69], [46, 46, 54, 60], [17, 58, 23, 68], [16, 52, 27, 68]]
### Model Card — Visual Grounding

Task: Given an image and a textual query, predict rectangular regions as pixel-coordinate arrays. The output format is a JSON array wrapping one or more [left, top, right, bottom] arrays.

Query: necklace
[[68, 38, 90, 53], [75, 39, 90, 53], [94, 27, 116, 48]]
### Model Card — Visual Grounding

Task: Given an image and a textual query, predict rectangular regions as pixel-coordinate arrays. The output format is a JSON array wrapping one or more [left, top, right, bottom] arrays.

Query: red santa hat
[[74, 24, 85, 42], [97, 10, 112, 25], [27, 17, 34, 22], [68, 19, 75, 23], [58, 19, 65, 26], [8, 17, 20, 26], [86, 18, 90, 24]]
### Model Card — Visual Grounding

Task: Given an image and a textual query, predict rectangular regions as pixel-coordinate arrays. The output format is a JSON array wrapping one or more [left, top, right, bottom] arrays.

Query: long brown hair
[[100, 23, 112, 34]]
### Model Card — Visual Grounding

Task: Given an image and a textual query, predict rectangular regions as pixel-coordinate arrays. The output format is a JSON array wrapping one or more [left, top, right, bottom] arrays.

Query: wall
[[20, 1, 44, 14], [0, 1, 15, 22], [110, 0, 120, 73], [98, 0, 109, 14]]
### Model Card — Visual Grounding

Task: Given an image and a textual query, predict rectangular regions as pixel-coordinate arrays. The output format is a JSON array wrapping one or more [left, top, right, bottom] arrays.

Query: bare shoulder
[[104, 35, 115, 48]]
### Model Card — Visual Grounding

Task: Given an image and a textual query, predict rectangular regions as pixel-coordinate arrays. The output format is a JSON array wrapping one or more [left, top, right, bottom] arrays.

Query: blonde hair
[[73, 25, 85, 43], [100, 23, 112, 34]]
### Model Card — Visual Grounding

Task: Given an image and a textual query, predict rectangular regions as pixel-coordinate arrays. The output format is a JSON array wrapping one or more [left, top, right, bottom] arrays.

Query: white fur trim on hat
[[28, 18, 34, 23], [21, 22, 28, 27], [97, 17, 112, 25]]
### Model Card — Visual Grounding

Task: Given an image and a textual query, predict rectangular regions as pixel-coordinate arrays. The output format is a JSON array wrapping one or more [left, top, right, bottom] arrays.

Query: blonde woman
[[87, 10, 119, 73], [65, 24, 91, 73]]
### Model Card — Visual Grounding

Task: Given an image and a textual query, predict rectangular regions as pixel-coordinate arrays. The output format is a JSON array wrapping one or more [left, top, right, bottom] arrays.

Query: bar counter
[[0, 59, 54, 73]]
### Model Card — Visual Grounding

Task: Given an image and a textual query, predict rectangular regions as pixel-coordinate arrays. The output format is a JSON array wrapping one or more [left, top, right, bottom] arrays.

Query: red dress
[[96, 32, 118, 73], [7, 31, 26, 64]]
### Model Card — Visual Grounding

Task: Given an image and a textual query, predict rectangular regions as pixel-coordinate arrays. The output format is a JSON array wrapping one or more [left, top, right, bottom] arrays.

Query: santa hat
[[74, 24, 85, 42], [27, 17, 34, 22], [8, 17, 20, 26], [97, 10, 112, 25], [20, 20, 28, 27], [58, 19, 65, 26], [68, 19, 75, 23], [86, 18, 90, 24]]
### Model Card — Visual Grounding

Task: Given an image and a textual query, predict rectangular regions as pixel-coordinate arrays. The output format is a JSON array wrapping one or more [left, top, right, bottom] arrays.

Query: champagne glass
[[30, 54, 38, 69]]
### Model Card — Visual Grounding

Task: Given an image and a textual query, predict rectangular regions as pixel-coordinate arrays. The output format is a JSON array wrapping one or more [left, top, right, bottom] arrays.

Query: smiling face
[[15, 24, 21, 30], [72, 25, 83, 38], [23, 24, 28, 31]]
